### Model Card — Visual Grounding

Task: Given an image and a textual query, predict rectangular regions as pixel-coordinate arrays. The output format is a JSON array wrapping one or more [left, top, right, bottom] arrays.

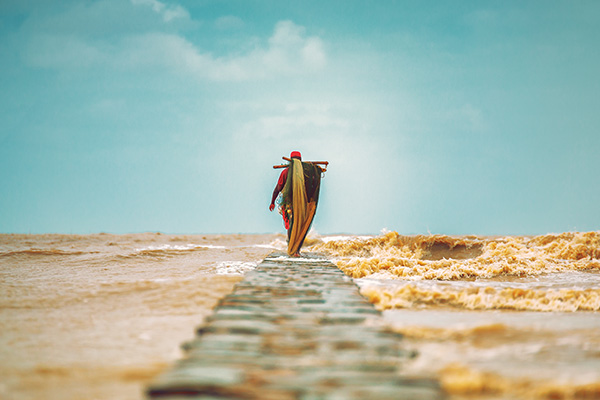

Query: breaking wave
[[439, 363, 600, 399], [360, 282, 600, 312], [311, 231, 600, 280], [310, 231, 600, 312]]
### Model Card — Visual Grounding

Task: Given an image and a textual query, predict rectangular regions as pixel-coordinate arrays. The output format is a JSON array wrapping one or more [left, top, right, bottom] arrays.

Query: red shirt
[[271, 167, 288, 205]]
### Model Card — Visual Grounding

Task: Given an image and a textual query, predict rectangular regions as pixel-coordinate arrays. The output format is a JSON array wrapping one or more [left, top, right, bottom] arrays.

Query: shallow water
[[0, 233, 281, 400], [1, 231, 599, 399]]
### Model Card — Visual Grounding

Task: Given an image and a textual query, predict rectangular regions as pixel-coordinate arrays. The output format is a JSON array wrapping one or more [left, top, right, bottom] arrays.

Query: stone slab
[[146, 252, 444, 399]]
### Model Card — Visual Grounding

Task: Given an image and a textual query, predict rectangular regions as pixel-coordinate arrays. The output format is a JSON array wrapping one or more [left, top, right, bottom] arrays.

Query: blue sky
[[1, 0, 599, 235]]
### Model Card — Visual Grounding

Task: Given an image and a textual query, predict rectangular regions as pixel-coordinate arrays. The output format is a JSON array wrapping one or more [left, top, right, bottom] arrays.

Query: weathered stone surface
[[146, 252, 444, 399]]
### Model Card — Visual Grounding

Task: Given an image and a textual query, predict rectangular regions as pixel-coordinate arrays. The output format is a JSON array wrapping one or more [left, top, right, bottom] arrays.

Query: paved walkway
[[146, 252, 444, 400]]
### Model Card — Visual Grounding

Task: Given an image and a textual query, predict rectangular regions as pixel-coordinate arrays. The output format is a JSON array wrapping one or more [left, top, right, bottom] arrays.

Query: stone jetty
[[146, 252, 444, 400]]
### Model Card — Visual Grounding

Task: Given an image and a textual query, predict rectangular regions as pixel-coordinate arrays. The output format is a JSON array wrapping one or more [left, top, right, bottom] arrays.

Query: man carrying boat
[[269, 151, 328, 257]]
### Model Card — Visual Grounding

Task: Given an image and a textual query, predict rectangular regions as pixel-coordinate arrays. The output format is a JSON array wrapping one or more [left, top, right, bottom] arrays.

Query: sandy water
[[313, 232, 600, 399], [1, 231, 599, 399], [0, 233, 280, 400]]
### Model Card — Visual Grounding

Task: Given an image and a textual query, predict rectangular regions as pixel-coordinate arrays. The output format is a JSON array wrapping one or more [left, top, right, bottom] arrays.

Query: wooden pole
[[282, 156, 329, 166]]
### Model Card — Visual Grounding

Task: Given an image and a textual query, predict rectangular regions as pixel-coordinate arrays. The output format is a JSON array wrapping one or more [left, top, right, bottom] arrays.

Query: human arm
[[269, 168, 288, 211]]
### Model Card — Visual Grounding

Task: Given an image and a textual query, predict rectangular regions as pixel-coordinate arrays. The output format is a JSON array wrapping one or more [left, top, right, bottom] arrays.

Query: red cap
[[290, 151, 302, 160]]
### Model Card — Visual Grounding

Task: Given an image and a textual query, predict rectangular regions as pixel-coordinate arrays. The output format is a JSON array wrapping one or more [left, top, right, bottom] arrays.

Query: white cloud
[[269, 20, 304, 47], [23, 2, 325, 82], [131, 0, 189, 23], [114, 32, 254, 80], [25, 34, 107, 69], [260, 20, 326, 74], [301, 37, 327, 70], [129, 19, 327, 80], [131, 0, 163, 13], [163, 6, 189, 22], [238, 102, 349, 140]]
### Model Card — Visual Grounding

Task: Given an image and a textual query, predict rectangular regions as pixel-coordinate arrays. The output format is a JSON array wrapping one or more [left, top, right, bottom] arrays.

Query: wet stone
[[148, 365, 245, 392], [146, 252, 445, 400]]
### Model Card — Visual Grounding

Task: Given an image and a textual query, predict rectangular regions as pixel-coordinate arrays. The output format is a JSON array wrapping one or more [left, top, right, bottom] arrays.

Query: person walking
[[269, 151, 327, 257]]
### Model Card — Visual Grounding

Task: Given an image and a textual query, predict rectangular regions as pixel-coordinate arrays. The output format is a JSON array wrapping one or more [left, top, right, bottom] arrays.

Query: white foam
[[215, 261, 259, 275], [321, 235, 373, 243], [268, 238, 287, 249], [199, 244, 227, 249], [264, 256, 330, 263], [250, 244, 280, 249], [135, 244, 226, 252]]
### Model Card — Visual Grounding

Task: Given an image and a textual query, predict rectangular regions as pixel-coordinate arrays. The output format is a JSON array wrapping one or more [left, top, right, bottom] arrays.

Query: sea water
[[0, 233, 280, 400], [1, 231, 599, 399], [312, 231, 600, 399]]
